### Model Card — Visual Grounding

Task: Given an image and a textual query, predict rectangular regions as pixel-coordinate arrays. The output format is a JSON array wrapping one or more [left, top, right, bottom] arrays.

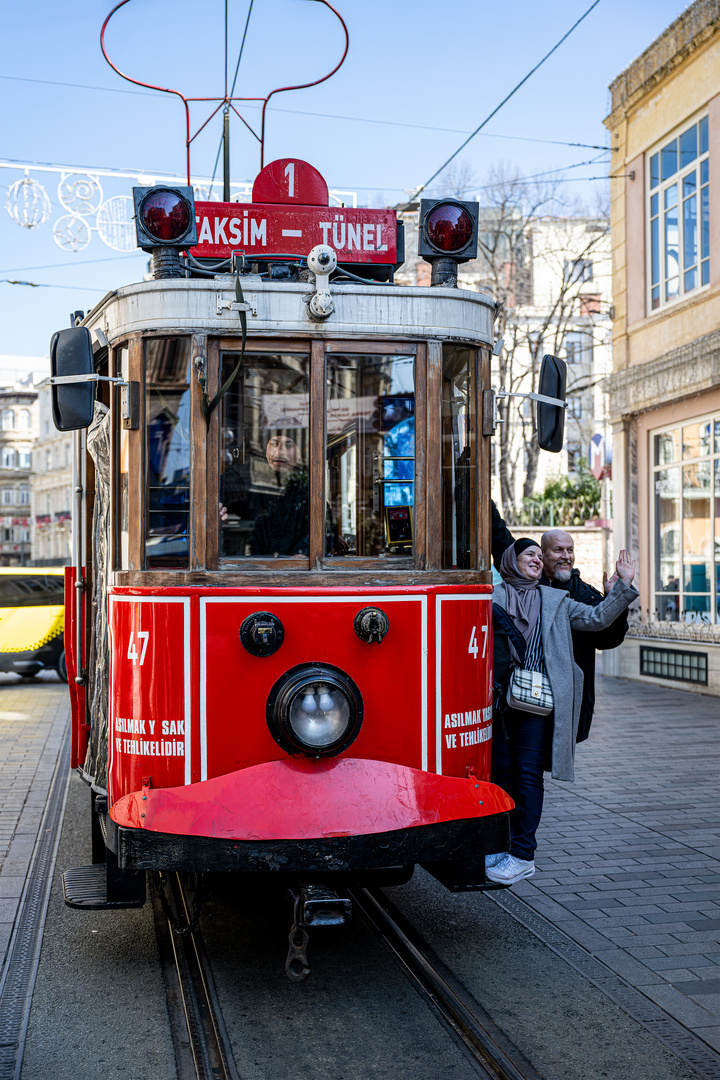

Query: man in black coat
[[539, 529, 628, 742], [490, 505, 628, 743]]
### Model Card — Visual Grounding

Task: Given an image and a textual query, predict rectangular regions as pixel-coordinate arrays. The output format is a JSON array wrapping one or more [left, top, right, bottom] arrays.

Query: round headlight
[[267, 664, 363, 757]]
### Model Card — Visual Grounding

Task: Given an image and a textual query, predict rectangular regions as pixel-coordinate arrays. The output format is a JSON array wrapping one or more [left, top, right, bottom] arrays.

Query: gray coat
[[493, 579, 638, 782]]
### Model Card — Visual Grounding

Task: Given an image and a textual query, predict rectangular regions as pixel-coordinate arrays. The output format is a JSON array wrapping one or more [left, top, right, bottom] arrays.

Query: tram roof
[[82, 278, 495, 348]]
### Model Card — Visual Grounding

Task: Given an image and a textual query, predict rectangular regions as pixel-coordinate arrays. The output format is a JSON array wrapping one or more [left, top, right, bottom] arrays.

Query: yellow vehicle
[[0, 568, 67, 682]]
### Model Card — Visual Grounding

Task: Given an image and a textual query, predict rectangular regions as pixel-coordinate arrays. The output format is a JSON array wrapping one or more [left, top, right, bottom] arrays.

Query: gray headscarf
[[499, 539, 542, 650]]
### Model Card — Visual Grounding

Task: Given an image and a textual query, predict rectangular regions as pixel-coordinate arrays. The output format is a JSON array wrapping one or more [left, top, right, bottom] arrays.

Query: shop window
[[652, 415, 720, 622], [648, 115, 709, 311]]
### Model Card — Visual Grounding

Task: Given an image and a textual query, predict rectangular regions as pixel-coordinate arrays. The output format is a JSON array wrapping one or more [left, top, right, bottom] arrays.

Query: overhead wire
[[0, 74, 610, 151], [410, 0, 603, 199]]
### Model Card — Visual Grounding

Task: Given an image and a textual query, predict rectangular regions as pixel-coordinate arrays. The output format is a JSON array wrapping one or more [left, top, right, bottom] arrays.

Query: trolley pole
[[223, 107, 231, 203]]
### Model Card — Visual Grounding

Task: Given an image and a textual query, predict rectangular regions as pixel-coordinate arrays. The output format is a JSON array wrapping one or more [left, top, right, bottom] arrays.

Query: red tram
[[50, 156, 566, 955]]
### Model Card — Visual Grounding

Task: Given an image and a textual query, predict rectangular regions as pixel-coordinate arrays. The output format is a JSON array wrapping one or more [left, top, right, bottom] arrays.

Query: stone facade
[[0, 389, 36, 566], [30, 384, 72, 566], [604, 0, 720, 690]]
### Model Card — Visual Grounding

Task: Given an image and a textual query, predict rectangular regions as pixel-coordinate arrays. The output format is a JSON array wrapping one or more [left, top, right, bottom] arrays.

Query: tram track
[[155, 872, 542, 1080], [151, 873, 239, 1080], [350, 886, 543, 1080]]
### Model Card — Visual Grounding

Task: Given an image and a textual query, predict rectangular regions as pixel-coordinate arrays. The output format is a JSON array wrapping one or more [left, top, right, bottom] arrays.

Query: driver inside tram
[[220, 433, 347, 558]]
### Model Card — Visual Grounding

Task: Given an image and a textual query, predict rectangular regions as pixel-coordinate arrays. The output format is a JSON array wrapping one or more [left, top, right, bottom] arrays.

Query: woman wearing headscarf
[[487, 538, 637, 885]]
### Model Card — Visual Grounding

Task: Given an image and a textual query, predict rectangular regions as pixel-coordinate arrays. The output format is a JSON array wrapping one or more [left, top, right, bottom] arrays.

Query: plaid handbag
[[493, 603, 554, 717], [506, 668, 554, 716]]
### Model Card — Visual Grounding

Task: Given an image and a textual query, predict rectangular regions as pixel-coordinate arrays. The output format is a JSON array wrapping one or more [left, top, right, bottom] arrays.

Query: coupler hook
[[285, 891, 311, 982]]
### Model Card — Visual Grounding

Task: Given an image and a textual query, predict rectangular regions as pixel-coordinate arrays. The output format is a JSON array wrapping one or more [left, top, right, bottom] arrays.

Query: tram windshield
[[218, 347, 416, 562], [220, 352, 310, 559], [325, 352, 415, 558]]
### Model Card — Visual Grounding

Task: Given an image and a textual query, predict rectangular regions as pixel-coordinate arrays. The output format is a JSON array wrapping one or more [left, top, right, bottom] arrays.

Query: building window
[[1, 448, 15, 469], [18, 448, 30, 469], [640, 646, 708, 685], [1, 410, 14, 431], [45, 450, 52, 470], [2, 489, 14, 506], [64, 443, 70, 466], [18, 410, 30, 430], [567, 441, 582, 471], [568, 397, 584, 420], [564, 259, 593, 285], [19, 486, 29, 506], [648, 114, 709, 311], [651, 414, 720, 622], [565, 332, 592, 365]]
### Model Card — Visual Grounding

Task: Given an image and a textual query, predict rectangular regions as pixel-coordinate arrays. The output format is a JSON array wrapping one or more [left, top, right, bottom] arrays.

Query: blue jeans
[[491, 708, 554, 862]]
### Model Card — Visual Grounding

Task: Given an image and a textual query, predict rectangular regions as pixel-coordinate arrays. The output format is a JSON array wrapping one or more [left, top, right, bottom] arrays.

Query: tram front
[[52, 161, 526, 917]]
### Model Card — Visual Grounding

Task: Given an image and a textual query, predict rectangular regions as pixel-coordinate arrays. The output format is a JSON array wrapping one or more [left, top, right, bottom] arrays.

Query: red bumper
[[110, 757, 513, 841]]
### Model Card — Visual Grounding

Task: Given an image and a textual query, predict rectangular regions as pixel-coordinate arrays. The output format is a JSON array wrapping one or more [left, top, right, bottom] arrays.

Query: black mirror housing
[[537, 354, 567, 453], [50, 326, 95, 431]]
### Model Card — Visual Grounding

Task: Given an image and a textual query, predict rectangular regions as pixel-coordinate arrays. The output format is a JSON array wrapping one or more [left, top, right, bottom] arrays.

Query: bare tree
[[461, 168, 610, 522]]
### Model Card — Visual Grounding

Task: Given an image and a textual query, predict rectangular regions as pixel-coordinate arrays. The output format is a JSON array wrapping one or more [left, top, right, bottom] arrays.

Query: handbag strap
[[492, 603, 527, 666]]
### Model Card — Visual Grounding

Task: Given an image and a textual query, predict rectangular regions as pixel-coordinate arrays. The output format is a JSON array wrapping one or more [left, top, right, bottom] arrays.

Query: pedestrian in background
[[486, 538, 637, 886]]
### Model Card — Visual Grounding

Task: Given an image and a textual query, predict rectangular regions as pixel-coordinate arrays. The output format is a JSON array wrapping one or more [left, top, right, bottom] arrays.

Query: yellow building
[[604, 0, 720, 693]]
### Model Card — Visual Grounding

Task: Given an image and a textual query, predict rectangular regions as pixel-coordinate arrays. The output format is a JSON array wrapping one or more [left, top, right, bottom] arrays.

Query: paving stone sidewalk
[[0, 675, 69, 972], [513, 674, 720, 1055]]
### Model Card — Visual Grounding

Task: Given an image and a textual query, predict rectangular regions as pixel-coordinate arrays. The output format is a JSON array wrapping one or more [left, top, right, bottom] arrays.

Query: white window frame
[[646, 110, 710, 314]]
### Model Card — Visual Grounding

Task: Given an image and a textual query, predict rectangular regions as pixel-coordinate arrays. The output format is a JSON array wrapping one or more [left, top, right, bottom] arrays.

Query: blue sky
[[1, 0, 687, 363]]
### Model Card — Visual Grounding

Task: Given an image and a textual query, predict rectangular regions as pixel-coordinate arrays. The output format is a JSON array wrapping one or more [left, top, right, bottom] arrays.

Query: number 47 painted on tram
[[468, 625, 488, 659], [127, 631, 149, 666]]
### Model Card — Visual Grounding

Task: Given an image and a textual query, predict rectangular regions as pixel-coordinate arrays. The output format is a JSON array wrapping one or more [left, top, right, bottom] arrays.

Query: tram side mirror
[[537, 354, 567, 453], [50, 326, 95, 432]]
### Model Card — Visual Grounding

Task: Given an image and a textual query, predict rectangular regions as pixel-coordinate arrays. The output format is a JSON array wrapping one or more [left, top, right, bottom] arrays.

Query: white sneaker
[[485, 854, 535, 885], [485, 852, 508, 869]]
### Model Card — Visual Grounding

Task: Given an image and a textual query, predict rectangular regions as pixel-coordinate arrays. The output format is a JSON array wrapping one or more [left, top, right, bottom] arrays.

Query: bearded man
[[540, 529, 629, 741]]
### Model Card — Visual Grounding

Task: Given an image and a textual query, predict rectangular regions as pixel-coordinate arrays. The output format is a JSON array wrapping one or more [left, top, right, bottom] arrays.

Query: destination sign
[[191, 202, 398, 264]]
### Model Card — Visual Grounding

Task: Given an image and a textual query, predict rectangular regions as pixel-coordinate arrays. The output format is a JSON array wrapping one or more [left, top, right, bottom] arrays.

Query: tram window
[[145, 338, 192, 569], [325, 353, 415, 559], [219, 352, 310, 559], [442, 347, 477, 569], [116, 345, 130, 570]]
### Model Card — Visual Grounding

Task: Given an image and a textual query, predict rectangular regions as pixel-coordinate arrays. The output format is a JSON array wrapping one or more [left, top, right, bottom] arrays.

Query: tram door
[[325, 351, 415, 558]]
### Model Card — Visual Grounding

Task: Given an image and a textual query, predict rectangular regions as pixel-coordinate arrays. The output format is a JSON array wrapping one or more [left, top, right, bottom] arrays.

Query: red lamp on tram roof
[[132, 186, 198, 276], [418, 198, 479, 286]]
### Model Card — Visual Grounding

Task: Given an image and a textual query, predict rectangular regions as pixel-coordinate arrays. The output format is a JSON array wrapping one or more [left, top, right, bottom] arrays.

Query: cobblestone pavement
[[3, 670, 720, 1069], [510, 674, 720, 1056], [0, 673, 69, 972]]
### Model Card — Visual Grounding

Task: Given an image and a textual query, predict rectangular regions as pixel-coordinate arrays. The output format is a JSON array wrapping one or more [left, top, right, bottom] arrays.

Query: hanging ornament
[[58, 172, 103, 216], [97, 196, 136, 252], [230, 184, 252, 203], [53, 214, 91, 252], [5, 173, 51, 229], [193, 185, 220, 203]]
